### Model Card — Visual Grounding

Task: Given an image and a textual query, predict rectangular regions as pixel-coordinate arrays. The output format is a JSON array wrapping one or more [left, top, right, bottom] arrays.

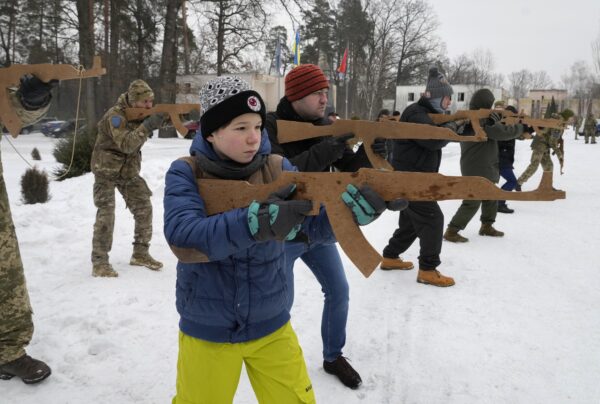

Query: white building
[[395, 84, 503, 113]]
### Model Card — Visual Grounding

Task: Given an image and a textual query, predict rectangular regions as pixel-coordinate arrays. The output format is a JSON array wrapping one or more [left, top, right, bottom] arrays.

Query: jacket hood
[[189, 128, 272, 160], [116, 92, 131, 110]]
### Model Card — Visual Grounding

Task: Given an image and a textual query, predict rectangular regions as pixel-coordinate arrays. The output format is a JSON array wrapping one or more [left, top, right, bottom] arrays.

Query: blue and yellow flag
[[291, 30, 300, 66]]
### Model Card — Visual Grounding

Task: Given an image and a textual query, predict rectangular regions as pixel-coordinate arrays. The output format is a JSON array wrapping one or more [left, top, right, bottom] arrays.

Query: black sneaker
[[323, 356, 362, 389], [0, 354, 51, 384], [497, 204, 514, 214]]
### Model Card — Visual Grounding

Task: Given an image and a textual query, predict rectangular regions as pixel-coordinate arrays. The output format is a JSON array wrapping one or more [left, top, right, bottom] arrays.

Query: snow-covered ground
[[2, 128, 599, 403]]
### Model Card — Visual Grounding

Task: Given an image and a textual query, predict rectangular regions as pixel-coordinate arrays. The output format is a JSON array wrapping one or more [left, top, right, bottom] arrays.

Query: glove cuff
[[18, 90, 52, 111]]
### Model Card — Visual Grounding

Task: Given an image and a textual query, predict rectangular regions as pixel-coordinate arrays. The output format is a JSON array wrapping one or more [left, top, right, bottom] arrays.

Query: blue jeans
[[499, 167, 518, 205], [285, 242, 349, 362]]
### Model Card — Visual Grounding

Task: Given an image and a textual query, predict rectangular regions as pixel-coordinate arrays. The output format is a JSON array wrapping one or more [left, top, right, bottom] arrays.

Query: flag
[[337, 48, 348, 80], [274, 38, 282, 75], [291, 30, 300, 66]]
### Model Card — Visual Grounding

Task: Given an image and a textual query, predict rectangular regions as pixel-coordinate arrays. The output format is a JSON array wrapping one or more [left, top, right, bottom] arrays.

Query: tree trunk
[[109, 0, 121, 102], [158, 0, 181, 104], [76, 0, 97, 127]]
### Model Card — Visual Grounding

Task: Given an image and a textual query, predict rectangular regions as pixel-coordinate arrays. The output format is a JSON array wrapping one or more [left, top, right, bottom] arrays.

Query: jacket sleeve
[[408, 110, 449, 151], [163, 160, 256, 261], [108, 112, 151, 154], [481, 121, 524, 141]]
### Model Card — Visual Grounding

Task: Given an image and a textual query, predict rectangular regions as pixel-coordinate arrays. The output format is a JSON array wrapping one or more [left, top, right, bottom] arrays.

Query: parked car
[[20, 116, 59, 134], [46, 119, 86, 138], [41, 120, 66, 135], [180, 120, 199, 139]]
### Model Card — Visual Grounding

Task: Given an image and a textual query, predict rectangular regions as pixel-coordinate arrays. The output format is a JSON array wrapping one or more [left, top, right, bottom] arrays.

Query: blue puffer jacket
[[163, 130, 335, 343]]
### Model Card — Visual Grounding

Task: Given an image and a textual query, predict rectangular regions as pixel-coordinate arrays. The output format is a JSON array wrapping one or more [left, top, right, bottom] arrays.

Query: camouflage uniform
[[583, 113, 597, 144], [0, 91, 48, 364], [517, 127, 564, 186], [91, 80, 161, 275]]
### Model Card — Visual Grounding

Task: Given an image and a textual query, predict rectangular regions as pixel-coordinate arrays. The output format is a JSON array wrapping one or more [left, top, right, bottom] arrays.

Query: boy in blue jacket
[[164, 76, 395, 403]]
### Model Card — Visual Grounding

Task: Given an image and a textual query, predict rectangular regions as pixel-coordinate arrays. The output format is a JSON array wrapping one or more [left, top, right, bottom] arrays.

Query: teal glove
[[341, 184, 408, 225], [247, 184, 312, 242]]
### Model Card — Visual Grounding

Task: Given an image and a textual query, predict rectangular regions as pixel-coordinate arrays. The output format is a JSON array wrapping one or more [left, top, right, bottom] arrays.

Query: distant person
[[392, 110, 401, 117], [377, 108, 391, 121], [584, 112, 597, 144], [444, 89, 525, 242], [90, 79, 164, 277]]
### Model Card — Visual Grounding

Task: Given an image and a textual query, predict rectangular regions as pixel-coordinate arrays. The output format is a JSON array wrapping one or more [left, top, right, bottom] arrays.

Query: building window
[[458, 92, 465, 102], [184, 83, 192, 94], [408, 92, 415, 101]]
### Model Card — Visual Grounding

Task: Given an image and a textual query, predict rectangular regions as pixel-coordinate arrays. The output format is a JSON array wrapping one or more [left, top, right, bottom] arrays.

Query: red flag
[[337, 48, 348, 75]]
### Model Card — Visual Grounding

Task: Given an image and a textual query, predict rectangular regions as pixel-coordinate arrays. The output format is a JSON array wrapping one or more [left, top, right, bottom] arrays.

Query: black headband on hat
[[200, 90, 266, 137]]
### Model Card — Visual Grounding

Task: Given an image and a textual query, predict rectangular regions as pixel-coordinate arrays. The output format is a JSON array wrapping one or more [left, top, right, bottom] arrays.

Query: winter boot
[[0, 354, 51, 384], [92, 263, 118, 277], [417, 269, 455, 287], [497, 203, 514, 214], [130, 243, 163, 270], [323, 356, 362, 389], [515, 183, 522, 192], [443, 227, 469, 243], [479, 223, 504, 237], [380, 257, 414, 270]]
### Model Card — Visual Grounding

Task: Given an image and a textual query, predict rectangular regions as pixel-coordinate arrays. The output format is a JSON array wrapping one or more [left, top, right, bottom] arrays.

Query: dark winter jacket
[[460, 120, 524, 182], [163, 131, 335, 343], [265, 97, 371, 172], [389, 97, 449, 173], [498, 139, 516, 169]]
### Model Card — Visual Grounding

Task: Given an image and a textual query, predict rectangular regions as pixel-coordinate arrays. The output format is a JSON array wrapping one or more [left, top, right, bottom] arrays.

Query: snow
[[2, 129, 599, 403]]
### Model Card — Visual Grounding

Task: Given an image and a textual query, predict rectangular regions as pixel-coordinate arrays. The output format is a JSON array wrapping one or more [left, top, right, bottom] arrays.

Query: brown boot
[[479, 223, 504, 237], [417, 269, 455, 287], [0, 354, 51, 384], [130, 253, 163, 271], [92, 263, 118, 277], [380, 257, 414, 270], [443, 227, 468, 243]]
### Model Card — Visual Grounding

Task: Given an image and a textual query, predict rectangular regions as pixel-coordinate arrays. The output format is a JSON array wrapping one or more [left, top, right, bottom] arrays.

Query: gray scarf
[[195, 153, 268, 180]]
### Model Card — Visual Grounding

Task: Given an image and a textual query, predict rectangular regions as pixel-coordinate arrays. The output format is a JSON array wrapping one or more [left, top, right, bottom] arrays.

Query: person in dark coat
[[264, 64, 389, 389], [497, 105, 530, 213], [443, 89, 525, 242], [382, 66, 458, 287]]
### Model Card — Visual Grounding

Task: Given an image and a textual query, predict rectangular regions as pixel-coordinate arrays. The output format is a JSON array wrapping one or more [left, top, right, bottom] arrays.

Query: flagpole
[[345, 43, 349, 119]]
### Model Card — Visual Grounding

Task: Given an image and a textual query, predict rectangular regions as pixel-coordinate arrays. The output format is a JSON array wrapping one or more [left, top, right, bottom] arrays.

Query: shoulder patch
[[111, 115, 122, 128]]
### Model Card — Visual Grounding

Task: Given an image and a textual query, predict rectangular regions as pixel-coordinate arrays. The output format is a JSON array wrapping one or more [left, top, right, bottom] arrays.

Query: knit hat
[[469, 88, 495, 110], [285, 64, 329, 102], [425, 67, 453, 99], [505, 105, 518, 114], [127, 79, 154, 103], [199, 76, 266, 137]]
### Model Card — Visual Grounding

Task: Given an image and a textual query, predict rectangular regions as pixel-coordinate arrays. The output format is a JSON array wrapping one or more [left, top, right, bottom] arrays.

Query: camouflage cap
[[127, 79, 154, 103]]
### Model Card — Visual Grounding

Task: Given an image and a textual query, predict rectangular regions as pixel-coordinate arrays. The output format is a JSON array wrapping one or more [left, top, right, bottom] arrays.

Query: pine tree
[[21, 166, 50, 204], [544, 96, 558, 118]]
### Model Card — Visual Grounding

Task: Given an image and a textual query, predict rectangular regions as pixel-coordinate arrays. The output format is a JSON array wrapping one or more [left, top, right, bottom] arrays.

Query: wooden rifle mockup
[[197, 169, 565, 278], [124, 104, 200, 136], [0, 56, 106, 137], [276, 119, 485, 170]]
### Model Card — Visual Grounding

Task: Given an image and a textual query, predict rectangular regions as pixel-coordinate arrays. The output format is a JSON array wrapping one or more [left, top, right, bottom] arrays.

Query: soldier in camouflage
[[0, 74, 54, 384], [583, 112, 597, 144], [516, 113, 565, 188], [90, 79, 163, 277]]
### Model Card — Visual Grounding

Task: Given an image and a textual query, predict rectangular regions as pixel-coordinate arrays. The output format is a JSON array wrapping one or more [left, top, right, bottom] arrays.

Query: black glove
[[522, 124, 535, 134], [18, 74, 58, 110], [485, 111, 502, 126], [318, 133, 355, 163], [247, 184, 312, 242], [341, 184, 408, 226], [440, 121, 459, 133], [142, 113, 164, 132], [371, 137, 388, 159]]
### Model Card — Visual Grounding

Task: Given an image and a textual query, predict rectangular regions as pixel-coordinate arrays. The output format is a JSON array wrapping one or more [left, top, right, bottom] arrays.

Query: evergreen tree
[[545, 96, 558, 118], [301, 0, 336, 69]]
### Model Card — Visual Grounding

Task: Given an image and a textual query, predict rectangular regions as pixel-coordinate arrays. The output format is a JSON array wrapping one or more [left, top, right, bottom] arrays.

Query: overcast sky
[[428, 0, 600, 85]]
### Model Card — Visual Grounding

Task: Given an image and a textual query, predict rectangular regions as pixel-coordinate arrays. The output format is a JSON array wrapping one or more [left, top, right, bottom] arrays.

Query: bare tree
[[508, 69, 531, 103], [202, 0, 267, 75], [75, 0, 98, 126], [530, 70, 553, 89], [561, 61, 595, 116], [158, 0, 182, 103]]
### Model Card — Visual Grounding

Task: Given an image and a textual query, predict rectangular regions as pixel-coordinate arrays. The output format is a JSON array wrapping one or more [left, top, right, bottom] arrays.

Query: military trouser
[[0, 149, 34, 364], [584, 133, 597, 144], [91, 175, 153, 265], [517, 149, 553, 185], [448, 199, 498, 231]]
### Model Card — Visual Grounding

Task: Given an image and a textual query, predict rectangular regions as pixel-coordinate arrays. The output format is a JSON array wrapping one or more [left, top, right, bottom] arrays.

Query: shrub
[[31, 147, 41, 160], [53, 126, 97, 180], [21, 166, 50, 204]]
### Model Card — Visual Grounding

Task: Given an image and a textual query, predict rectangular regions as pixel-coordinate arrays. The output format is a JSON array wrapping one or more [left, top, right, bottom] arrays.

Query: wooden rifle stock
[[124, 104, 200, 136], [198, 169, 565, 278], [0, 56, 106, 137], [276, 119, 484, 170]]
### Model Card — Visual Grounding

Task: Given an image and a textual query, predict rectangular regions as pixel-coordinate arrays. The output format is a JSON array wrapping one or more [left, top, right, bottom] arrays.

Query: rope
[[2, 134, 34, 168], [54, 64, 85, 180]]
